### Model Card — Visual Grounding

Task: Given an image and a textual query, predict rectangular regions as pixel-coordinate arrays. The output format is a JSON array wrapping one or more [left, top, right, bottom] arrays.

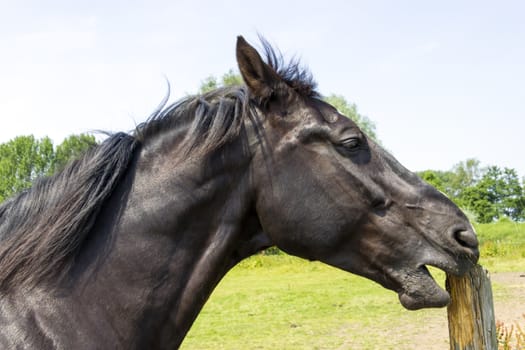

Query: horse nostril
[[453, 229, 479, 249]]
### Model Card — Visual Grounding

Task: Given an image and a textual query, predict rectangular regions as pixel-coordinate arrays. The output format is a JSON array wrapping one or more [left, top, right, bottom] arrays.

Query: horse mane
[[0, 38, 317, 291], [0, 134, 139, 291], [135, 86, 250, 157]]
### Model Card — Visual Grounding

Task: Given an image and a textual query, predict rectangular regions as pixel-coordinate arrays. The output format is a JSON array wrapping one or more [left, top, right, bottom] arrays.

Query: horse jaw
[[396, 265, 450, 310]]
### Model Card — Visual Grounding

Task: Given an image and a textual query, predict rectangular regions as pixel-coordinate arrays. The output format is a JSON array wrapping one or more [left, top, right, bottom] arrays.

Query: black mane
[[0, 133, 138, 290], [0, 38, 317, 291], [135, 86, 250, 157]]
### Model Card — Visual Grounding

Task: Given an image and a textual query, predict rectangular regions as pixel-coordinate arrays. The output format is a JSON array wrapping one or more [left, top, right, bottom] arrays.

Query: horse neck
[[71, 133, 263, 348]]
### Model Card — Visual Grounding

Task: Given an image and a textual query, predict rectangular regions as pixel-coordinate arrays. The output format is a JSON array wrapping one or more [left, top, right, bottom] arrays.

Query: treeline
[[0, 134, 96, 202], [419, 159, 525, 223]]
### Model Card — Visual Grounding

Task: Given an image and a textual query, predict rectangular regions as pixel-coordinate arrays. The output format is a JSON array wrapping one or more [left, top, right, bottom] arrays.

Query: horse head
[[238, 36, 479, 310]]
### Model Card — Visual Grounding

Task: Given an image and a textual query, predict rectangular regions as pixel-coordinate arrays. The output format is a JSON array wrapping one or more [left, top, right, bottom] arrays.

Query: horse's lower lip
[[396, 265, 450, 310]]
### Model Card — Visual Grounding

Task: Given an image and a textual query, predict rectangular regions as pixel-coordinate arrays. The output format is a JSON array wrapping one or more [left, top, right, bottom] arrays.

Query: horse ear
[[236, 36, 281, 102]]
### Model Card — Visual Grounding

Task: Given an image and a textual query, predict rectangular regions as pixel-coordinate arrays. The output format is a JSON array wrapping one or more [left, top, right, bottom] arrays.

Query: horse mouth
[[396, 265, 450, 310]]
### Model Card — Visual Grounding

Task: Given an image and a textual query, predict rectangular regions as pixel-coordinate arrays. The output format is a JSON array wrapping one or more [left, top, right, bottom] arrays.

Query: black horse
[[0, 36, 478, 349]]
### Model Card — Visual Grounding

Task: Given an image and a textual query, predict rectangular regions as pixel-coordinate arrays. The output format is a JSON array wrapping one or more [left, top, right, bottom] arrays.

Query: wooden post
[[446, 265, 497, 350]]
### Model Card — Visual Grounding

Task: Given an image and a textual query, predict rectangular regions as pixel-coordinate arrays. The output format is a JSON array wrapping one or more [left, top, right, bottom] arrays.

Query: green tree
[[488, 167, 524, 221], [54, 134, 97, 172], [418, 170, 451, 194], [447, 158, 482, 197], [221, 69, 243, 86], [199, 69, 244, 94], [0, 136, 54, 201], [459, 166, 525, 222], [419, 160, 524, 223], [420, 159, 481, 200], [199, 76, 219, 94], [459, 184, 498, 223], [0, 134, 97, 202]]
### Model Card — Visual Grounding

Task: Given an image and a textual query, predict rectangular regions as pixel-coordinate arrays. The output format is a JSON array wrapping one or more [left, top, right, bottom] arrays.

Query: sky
[[1, 0, 524, 177]]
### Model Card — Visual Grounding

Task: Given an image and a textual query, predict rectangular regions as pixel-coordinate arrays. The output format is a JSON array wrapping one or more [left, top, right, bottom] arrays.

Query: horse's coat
[[0, 36, 478, 349]]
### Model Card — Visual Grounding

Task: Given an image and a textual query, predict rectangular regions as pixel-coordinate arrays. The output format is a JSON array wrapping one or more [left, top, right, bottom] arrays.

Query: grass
[[181, 222, 525, 349], [181, 255, 450, 349], [476, 221, 525, 272]]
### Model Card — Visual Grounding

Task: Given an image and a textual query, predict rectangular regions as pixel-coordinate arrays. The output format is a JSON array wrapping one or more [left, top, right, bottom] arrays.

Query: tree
[[418, 170, 450, 194], [419, 160, 525, 223], [483, 167, 524, 221], [198, 71, 380, 142], [448, 159, 482, 197], [221, 69, 243, 87], [459, 184, 499, 223], [198, 76, 219, 94], [54, 134, 97, 172], [199, 69, 243, 94], [0, 134, 97, 202], [0, 136, 54, 202], [457, 166, 524, 223]]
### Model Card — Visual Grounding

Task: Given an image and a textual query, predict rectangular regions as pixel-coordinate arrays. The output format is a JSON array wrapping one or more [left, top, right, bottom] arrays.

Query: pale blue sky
[[1, 0, 524, 176]]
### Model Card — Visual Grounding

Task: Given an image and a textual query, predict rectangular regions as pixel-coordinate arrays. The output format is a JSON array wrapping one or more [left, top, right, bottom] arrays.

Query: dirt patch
[[352, 271, 525, 349], [409, 271, 525, 350], [491, 271, 525, 325]]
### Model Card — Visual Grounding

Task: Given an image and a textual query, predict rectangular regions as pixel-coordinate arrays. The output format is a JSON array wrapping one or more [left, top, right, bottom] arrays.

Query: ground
[[182, 257, 525, 349], [370, 271, 525, 350]]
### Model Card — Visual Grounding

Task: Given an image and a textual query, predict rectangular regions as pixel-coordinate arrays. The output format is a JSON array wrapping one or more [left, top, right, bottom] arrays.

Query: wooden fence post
[[446, 265, 498, 350]]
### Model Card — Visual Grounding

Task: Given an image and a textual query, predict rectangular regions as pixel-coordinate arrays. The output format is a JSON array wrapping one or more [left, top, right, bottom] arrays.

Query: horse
[[0, 36, 479, 349]]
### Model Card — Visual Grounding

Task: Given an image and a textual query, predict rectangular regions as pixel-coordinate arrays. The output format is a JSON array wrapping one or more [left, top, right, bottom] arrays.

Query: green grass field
[[474, 220, 525, 271], [181, 222, 525, 349]]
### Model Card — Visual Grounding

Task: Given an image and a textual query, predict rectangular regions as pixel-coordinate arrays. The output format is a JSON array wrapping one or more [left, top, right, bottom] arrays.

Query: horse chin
[[396, 265, 450, 310]]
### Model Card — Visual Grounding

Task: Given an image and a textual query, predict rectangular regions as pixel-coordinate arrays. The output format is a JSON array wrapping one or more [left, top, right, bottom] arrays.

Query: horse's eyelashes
[[340, 137, 361, 150]]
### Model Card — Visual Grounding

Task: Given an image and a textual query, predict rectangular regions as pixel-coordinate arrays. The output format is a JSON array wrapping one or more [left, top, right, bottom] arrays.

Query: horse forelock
[[258, 36, 319, 99]]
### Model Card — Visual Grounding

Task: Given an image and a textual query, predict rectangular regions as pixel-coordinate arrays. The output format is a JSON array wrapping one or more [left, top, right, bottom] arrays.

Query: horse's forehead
[[310, 100, 340, 123], [293, 98, 353, 128]]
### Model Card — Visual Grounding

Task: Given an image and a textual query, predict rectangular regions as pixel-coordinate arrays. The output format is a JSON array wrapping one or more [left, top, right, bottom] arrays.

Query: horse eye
[[340, 137, 361, 150]]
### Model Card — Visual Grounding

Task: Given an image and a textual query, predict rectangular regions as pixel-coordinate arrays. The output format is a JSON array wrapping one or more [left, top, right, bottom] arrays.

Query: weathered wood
[[446, 265, 497, 350]]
